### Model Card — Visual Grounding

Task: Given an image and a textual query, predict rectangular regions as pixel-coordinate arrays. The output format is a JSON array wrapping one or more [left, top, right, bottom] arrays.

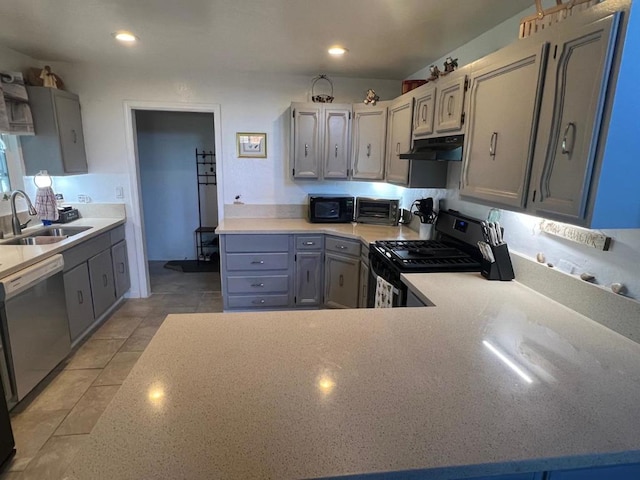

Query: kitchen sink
[[2, 236, 68, 245], [0, 226, 91, 245]]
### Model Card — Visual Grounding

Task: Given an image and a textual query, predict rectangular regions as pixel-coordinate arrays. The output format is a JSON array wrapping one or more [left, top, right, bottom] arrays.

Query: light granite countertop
[[216, 218, 421, 244], [65, 273, 640, 479], [0, 217, 125, 278]]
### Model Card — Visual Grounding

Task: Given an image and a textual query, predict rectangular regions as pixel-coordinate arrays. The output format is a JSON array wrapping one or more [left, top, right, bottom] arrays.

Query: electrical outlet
[[77, 194, 92, 203], [115, 186, 124, 199]]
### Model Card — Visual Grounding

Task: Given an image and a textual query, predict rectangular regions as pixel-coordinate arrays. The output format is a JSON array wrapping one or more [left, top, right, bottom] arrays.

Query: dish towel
[[34, 187, 59, 222], [374, 275, 395, 308]]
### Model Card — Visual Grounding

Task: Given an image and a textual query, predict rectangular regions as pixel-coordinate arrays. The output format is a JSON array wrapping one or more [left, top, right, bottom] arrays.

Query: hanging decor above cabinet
[[311, 75, 334, 103]]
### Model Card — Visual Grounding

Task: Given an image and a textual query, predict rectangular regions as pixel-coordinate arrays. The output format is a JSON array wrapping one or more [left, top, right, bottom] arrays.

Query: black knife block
[[481, 243, 515, 281]]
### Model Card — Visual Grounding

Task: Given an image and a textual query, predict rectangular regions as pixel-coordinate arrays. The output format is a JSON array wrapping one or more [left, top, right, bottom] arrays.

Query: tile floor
[[0, 262, 222, 479]]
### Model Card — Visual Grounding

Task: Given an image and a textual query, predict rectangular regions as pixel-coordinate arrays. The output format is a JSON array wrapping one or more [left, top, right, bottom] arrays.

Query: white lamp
[[34, 170, 52, 189]]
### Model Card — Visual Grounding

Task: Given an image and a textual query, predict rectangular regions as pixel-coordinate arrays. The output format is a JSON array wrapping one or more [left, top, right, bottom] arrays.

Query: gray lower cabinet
[[221, 234, 294, 310], [63, 263, 95, 342], [324, 236, 361, 309], [294, 234, 324, 307], [112, 240, 130, 299], [88, 249, 116, 319], [62, 225, 129, 343]]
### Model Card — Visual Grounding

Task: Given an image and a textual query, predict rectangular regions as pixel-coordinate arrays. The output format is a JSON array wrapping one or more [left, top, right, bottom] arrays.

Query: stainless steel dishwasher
[[0, 255, 70, 406]]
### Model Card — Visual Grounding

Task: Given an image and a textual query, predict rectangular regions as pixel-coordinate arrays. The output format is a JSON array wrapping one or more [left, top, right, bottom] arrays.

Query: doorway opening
[[134, 110, 220, 296]]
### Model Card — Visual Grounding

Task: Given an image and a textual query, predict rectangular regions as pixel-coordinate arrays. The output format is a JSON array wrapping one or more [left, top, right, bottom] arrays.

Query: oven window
[[314, 201, 340, 219]]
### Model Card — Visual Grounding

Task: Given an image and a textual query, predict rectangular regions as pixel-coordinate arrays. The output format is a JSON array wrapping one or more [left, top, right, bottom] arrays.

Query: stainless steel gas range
[[368, 210, 486, 307]]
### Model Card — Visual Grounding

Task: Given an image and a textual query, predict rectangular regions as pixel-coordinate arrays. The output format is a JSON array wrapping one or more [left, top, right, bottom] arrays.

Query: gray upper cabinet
[[527, 13, 620, 222], [291, 102, 351, 180], [21, 87, 88, 176], [434, 69, 468, 134], [291, 103, 321, 179], [461, 41, 549, 209], [351, 102, 388, 180], [385, 94, 414, 186], [412, 83, 436, 140], [323, 107, 351, 178]]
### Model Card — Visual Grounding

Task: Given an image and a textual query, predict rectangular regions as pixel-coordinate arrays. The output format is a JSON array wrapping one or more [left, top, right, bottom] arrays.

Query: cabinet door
[[434, 73, 467, 133], [528, 13, 620, 221], [295, 251, 323, 307], [291, 103, 321, 178], [412, 84, 436, 139], [461, 42, 549, 209], [63, 263, 95, 342], [358, 260, 369, 308], [111, 240, 130, 299], [324, 252, 360, 309], [88, 249, 117, 319], [385, 96, 414, 186], [54, 93, 88, 173], [352, 104, 387, 180], [323, 106, 351, 179]]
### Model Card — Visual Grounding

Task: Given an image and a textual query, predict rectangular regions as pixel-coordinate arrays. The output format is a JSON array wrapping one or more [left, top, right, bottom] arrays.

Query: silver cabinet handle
[[447, 96, 454, 116], [304, 241, 315, 245], [252, 299, 266, 305], [396, 142, 400, 154], [304, 144, 309, 157], [336, 245, 347, 249], [77, 291, 83, 304], [561, 122, 576, 155], [489, 132, 498, 157], [422, 104, 427, 122], [72, 129, 77, 143], [118, 262, 125, 274], [251, 283, 264, 287], [307, 270, 310, 283], [335, 144, 338, 157], [366, 143, 371, 157], [339, 274, 344, 287], [102, 274, 108, 287], [251, 260, 264, 264]]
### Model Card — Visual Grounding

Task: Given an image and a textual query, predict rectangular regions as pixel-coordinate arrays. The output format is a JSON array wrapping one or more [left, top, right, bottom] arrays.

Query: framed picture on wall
[[236, 132, 267, 158]]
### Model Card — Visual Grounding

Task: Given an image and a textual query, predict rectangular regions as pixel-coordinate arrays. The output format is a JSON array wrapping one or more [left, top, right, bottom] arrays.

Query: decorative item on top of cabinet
[[291, 102, 351, 180], [351, 102, 388, 180], [20, 86, 87, 175], [526, 12, 620, 224], [461, 40, 549, 209]]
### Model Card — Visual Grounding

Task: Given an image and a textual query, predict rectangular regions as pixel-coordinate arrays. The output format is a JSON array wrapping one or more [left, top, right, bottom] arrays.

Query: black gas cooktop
[[373, 240, 481, 271]]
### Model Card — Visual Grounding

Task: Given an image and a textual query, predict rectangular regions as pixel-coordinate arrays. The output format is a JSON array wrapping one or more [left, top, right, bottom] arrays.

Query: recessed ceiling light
[[328, 46, 347, 56], [113, 31, 138, 42]]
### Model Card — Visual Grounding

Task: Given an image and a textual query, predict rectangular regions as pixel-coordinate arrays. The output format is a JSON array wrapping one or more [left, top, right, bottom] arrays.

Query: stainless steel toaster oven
[[355, 197, 400, 226]]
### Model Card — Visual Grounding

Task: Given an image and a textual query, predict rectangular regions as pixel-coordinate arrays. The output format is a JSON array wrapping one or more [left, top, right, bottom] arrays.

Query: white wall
[[136, 110, 215, 261], [411, 4, 640, 301]]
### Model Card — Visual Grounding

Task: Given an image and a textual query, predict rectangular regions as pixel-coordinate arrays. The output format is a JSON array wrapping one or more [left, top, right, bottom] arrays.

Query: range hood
[[399, 135, 464, 161]]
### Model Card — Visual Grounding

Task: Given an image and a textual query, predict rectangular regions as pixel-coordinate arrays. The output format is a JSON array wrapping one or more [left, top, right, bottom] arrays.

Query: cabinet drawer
[[62, 232, 111, 272], [225, 253, 289, 271], [225, 234, 289, 253], [295, 235, 323, 250], [227, 294, 290, 309], [227, 275, 288, 294], [325, 236, 360, 257], [109, 225, 125, 245]]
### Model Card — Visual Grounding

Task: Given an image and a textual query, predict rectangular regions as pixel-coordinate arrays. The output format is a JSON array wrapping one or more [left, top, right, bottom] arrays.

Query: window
[[0, 135, 10, 193]]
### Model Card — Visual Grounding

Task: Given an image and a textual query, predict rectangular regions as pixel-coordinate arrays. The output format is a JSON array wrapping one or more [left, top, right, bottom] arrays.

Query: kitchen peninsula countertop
[[65, 273, 640, 479], [216, 218, 421, 244], [0, 217, 125, 278]]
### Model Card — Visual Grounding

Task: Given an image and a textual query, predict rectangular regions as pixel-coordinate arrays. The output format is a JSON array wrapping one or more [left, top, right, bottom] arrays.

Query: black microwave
[[308, 195, 355, 223]]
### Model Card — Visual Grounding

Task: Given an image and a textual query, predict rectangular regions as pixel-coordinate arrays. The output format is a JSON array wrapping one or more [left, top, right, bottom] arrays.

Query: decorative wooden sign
[[539, 220, 612, 251]]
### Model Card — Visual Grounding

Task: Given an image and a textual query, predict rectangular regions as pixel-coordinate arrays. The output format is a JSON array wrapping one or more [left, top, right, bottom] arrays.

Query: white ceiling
[[0, 0, 532, 79]]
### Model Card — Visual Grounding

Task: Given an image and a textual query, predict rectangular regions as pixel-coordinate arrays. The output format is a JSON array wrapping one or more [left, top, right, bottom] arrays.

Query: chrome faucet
[[10, 190, 37, 236]]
